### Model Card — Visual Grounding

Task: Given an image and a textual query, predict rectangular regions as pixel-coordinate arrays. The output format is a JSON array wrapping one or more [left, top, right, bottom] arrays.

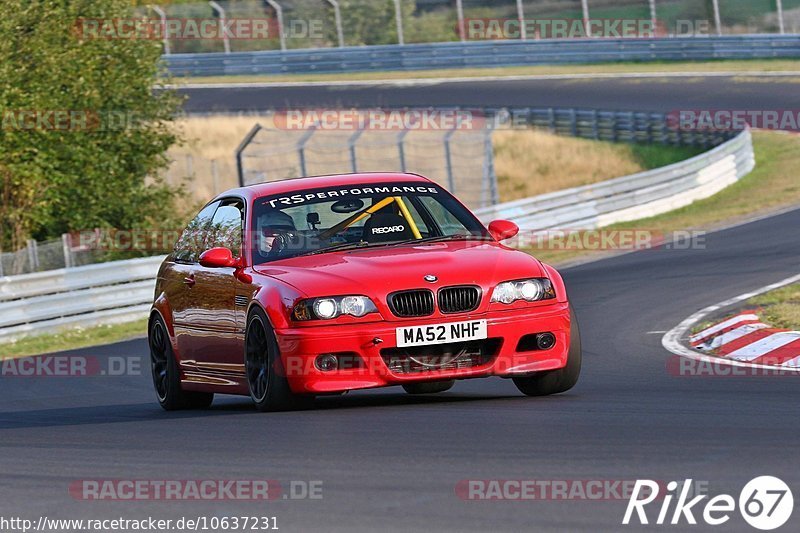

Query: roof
[[217, 172, 433, 202]]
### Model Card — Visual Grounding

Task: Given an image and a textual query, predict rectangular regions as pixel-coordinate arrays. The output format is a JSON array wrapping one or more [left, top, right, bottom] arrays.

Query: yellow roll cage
[[318, 196, 422, 240]]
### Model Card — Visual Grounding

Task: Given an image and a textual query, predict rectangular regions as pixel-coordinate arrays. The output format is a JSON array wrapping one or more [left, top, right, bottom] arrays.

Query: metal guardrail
[[0, 256, 165, 342], [473, 129, 754, 231], [504, 107, 733, 148], [164, 35, 800, 77], [0, 129, 754, 342]]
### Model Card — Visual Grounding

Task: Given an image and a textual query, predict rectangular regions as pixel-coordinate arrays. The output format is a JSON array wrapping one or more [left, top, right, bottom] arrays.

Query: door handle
[[183, 275, 196, 287]]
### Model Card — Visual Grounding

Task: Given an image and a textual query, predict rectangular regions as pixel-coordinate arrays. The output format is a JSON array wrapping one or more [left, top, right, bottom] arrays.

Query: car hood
[[253, 240, 545, 297]]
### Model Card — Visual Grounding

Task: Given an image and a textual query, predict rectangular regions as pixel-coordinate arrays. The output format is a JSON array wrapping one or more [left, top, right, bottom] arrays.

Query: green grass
[[529, 131, 800, 265], [691, 319, 718, 335], [173, 59, 800, 85], [0, 319, 148, 359], [692, 283, 800, 335], [629, 143, 705, 170], [750, 283, 800, 330]]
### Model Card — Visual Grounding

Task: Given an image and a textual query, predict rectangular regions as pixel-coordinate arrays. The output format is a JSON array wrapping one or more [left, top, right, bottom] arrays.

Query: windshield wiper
[[390, 234, 491, 247], [296, 240, 370, 257], [286, 234, 489, 259]]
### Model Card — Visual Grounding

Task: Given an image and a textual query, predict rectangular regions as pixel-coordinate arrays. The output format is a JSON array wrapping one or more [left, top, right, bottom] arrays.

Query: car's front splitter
[[275, 301, 572, 394]]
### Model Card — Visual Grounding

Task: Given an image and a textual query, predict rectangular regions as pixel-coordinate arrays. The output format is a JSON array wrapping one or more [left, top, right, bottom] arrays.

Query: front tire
[[512, 306, 581, 397], [245, 307, 314, 412], [149, 316, 214, 410], [402, 380, 455, 395]]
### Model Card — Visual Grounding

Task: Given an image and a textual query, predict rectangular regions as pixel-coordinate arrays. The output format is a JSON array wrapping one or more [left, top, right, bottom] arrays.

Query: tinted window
[[173, 201, 220, 263], [206, 202, 244, 257]]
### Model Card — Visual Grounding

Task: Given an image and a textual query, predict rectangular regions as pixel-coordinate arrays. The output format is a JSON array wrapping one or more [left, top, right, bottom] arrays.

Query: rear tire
[[149, 316, 214, 411], [245, 307, 315, 412], [512, 306, 581, 397], [402, 380, 455, 395]]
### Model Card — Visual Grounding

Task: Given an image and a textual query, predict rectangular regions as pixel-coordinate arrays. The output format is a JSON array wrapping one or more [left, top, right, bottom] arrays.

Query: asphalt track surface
[[179, 75, 800, 113], [2, 206, 800, 532]]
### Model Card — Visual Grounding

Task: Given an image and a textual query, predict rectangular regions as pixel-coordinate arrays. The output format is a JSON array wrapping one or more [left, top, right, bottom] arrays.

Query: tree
[[0, 0, 182, 254]]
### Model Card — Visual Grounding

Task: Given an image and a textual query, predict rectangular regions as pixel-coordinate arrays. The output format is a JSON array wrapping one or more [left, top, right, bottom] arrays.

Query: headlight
[[293, 295, 378, 321], [313, 299, 338, 319], [340, 295, 369, 317], [490, 278, 555, 304]]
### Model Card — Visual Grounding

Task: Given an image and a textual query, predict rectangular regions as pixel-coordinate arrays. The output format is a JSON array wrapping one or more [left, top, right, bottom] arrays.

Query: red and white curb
[[690, 312, 800, 367], [662, 273, 800, 372]]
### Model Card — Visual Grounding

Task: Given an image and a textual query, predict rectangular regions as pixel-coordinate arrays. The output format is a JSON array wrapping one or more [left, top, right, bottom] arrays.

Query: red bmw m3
[[148, 172, 580, 411]]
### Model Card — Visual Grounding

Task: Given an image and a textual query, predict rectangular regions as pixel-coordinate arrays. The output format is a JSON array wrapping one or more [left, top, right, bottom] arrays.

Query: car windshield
[[250, 182, 489, 264]]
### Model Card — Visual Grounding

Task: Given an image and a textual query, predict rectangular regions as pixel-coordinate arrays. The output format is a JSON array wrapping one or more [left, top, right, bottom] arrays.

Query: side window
[[173, 201, 220, 263], [206, 200, 244, 257]]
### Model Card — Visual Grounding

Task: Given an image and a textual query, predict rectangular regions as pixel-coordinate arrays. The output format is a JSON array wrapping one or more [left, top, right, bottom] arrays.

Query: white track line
[[170, 70, 800, 90], [662, 273, 800, 371]]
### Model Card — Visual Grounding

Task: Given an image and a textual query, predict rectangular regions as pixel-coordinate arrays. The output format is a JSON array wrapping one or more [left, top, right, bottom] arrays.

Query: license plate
[[396, 320, 487, 348]]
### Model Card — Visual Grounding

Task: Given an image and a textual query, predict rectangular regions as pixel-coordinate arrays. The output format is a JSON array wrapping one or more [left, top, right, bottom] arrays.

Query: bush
[[0, 0, 183, 254]]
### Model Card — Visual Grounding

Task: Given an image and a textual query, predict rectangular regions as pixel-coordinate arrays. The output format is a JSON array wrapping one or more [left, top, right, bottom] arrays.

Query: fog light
[[536, 333, 556, 350], [315, 354, 339, 372]]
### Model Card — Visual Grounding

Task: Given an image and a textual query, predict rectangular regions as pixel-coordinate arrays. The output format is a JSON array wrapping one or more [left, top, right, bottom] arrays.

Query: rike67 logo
[[623, 477, 793, 530]]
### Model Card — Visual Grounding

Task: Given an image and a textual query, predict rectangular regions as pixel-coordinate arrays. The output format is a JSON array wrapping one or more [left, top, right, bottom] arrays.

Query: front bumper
[[275, 301, 571, 394]]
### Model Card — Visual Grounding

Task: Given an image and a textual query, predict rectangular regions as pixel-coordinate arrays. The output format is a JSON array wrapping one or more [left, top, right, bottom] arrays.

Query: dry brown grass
[[165, 115, 269, 199], [173, 115, 263, 162], [494, 129, 648, 201]]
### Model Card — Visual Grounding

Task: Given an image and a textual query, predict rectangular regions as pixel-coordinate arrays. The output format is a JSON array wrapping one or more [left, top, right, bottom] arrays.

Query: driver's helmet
[[255, 209, 296, 254]]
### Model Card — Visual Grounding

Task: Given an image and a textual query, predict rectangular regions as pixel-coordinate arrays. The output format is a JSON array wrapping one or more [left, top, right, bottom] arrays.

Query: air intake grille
[[381, 339, 501, 374], [388, 289, 434, 318], [438, 286, 481, 314]]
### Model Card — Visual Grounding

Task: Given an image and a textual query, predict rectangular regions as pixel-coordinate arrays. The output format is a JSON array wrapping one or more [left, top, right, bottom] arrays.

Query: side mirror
[[488, 219, 519, 242], [199, 247, 239, 268]]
